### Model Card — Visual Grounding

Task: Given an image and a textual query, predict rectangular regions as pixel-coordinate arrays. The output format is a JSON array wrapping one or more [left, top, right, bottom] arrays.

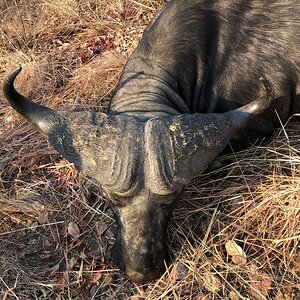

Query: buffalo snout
[[111, 238, 166, 283], [109, 191, 176, 282]]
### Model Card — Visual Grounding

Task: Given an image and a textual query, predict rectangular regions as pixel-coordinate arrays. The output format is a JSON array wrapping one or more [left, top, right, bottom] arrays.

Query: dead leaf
[[68, 256, 79, 270], [85, 270, 103, 287], [86, 251, 101, 261], [202, 271, 221, 293], [30, 221, 39, 231], [225, 240, 247, 265], [53, 271, 69, 291], [248, 265, 272, 300], [169, 262, 189, 283], [67, 222, 80, 240], [69, 238, 83, 250], [176, 262, 189, 280], [46, 262, 60, 277], [80, 251, 87, 260], [31, 201, 48, 224], [44, 239, 52, 247]]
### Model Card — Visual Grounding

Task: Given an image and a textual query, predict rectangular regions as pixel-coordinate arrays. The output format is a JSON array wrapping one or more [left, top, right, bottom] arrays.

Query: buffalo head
[[3, 67, 273, 282]]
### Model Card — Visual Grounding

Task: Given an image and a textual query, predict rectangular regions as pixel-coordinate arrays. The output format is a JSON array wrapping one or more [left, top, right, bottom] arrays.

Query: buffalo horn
[[145, 78, 274, 193], [3, 67, 60, 134]]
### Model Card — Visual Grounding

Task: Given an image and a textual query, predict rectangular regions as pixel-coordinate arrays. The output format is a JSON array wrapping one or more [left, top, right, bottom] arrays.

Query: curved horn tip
[[3, 67, 23, 95], [259, 76, 275, 99], [5, 66, 23, 84]]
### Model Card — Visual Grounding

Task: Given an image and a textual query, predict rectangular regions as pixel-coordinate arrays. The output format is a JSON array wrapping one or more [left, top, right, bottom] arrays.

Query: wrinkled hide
[[3, 0, 300, 283]]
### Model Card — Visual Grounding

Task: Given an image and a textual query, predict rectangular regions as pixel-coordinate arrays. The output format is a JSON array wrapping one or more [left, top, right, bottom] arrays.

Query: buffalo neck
[[109, 58, 191, 120]]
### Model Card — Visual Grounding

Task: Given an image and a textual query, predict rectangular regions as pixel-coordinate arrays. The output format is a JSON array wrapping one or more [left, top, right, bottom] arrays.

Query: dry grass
[[1, 0, 300, 299]]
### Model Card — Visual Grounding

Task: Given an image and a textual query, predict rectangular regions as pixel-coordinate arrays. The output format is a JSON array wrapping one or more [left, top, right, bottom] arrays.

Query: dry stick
[[0, 221, 65, 236]]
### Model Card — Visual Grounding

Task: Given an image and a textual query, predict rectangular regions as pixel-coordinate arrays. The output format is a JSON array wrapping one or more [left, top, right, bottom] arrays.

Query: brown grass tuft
[[1, 1, 300, 299]]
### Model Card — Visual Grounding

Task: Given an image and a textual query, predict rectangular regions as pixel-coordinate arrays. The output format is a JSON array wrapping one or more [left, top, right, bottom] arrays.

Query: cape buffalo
[[3, 0, 300, 282]]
